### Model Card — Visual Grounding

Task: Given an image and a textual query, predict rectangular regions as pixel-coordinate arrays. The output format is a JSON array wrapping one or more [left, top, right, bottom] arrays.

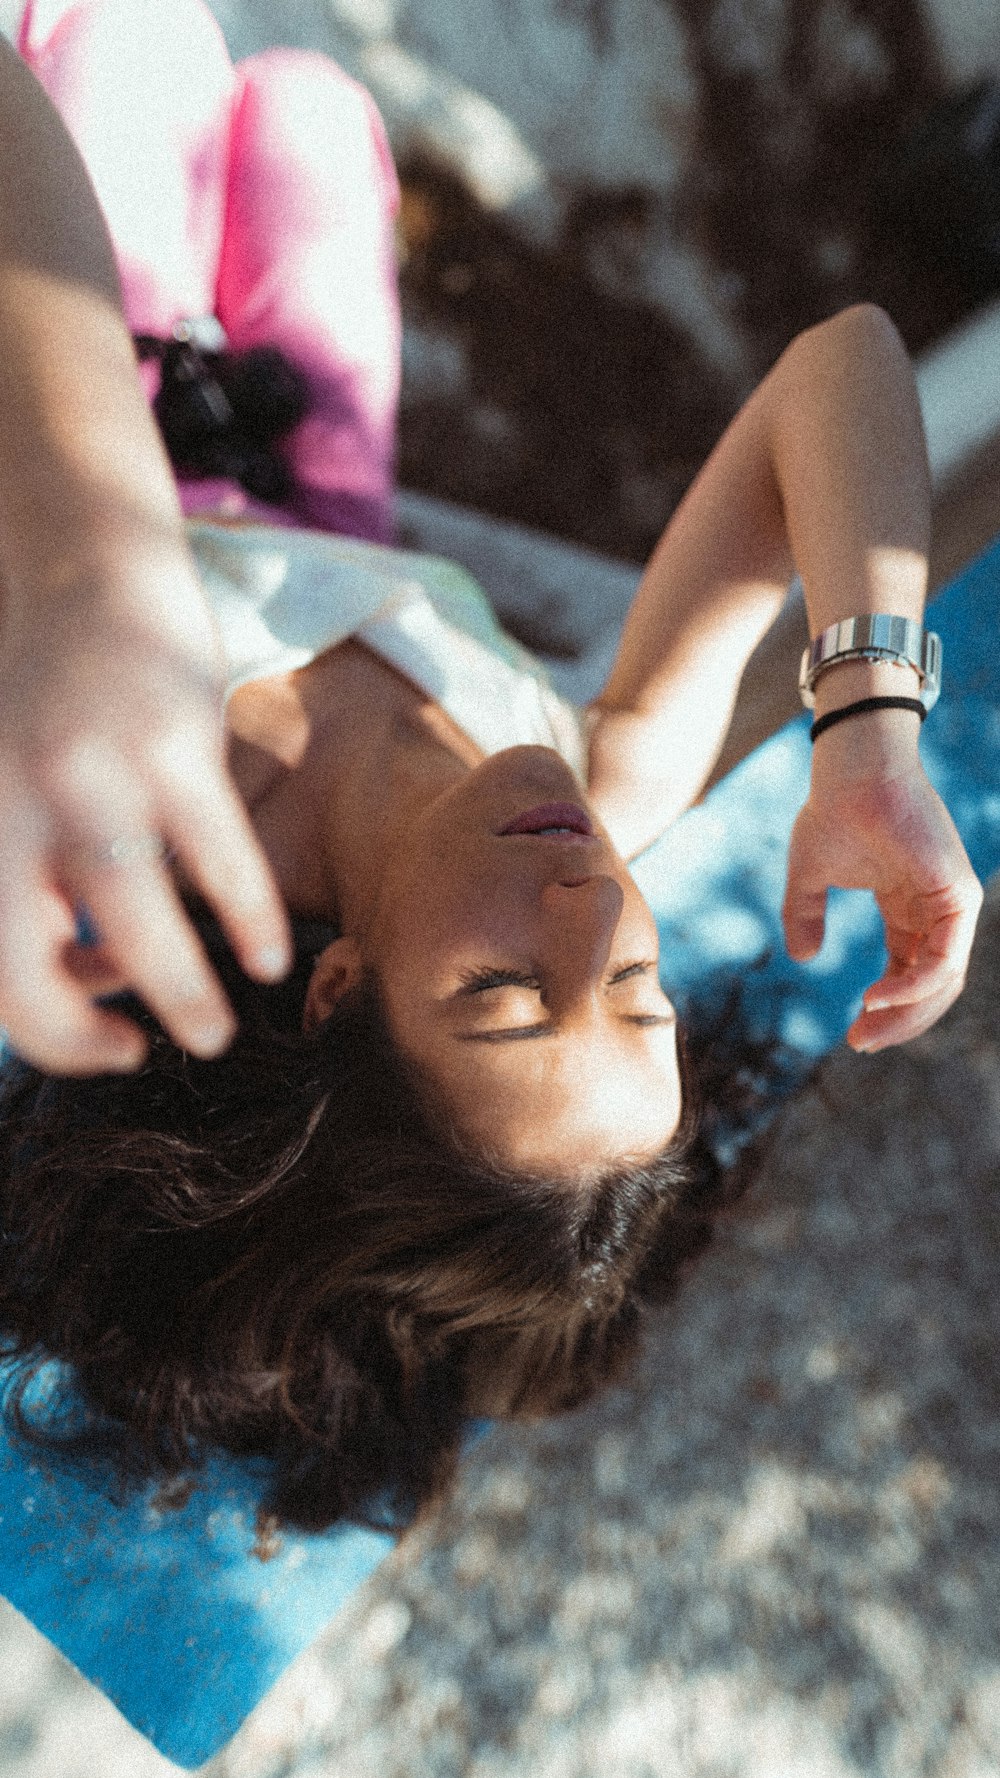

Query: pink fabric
[[218, 51, 401, 542], [17, 0, 401, 540]]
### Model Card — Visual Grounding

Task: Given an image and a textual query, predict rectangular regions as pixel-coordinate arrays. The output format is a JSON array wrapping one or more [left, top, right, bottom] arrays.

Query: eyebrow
[[456, 1014, 676, 1045]]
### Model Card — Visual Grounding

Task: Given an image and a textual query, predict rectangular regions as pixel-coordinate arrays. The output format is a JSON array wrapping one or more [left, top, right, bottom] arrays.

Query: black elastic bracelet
[[810, 695, 927, 743]]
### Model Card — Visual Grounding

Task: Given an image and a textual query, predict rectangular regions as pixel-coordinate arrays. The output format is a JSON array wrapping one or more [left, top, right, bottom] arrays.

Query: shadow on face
[[328, 748, 685, 1175]]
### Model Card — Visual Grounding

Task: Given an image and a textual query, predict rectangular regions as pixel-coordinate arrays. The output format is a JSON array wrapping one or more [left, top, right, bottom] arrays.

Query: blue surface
[[639, 536, 1000, 1073], [1, 538, 999, 1765], [0, 1370, 394, 1766]]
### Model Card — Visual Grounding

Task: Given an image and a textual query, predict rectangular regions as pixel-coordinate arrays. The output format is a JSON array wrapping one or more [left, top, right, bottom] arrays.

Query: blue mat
[[0, 1389, 394, 1766], [2, 538, 999, 1766]]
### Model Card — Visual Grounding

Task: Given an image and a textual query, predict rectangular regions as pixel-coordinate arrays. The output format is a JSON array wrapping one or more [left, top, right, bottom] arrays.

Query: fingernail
[[189, 1021, 235, 1058], [255, 944, 291, 981], [110, 1045, 146, 1073]]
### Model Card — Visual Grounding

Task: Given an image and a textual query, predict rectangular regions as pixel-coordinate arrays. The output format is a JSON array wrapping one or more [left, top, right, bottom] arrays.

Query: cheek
[[412, 847, 526, 933], [372, 829, 538, 976]]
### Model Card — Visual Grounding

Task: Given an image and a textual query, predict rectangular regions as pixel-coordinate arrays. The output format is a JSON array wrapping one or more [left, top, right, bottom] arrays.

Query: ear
[[302, 937, 365, 1032]]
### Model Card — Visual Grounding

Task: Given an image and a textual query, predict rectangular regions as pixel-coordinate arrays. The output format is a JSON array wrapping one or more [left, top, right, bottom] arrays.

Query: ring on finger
[[87, 834, 169, 869]]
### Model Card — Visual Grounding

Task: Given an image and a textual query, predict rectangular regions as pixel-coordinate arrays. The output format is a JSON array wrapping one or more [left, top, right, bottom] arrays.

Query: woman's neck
[[226, 639, 483, 929]]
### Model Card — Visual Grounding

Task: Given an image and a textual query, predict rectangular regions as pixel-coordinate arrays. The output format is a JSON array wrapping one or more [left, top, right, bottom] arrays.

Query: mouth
[[497, 802, 594, 837]]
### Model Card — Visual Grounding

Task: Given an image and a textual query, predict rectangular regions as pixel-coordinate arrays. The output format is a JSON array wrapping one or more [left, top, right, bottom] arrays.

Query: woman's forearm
[[606, 305, 929, 717], [769, 303, 930, 632], [0, 37, 190, 618], [0, 40, 295, 1075]]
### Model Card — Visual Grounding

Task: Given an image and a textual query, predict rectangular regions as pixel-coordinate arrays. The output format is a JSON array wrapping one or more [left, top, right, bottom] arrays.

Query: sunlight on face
[[363, 748, 683, 1174], [423, 997, 683, 1175]]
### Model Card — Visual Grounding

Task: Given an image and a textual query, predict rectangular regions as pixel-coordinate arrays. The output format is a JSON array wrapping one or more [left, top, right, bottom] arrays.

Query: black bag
[[134, 333, 311, 505]]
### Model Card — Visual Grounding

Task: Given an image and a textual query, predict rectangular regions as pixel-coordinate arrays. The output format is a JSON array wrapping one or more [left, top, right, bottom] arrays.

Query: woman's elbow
[[787, 301, 910, 372]]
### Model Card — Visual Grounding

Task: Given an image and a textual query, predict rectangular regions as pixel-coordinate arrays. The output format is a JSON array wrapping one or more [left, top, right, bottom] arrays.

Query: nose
[[538, 875, 625, 1014]]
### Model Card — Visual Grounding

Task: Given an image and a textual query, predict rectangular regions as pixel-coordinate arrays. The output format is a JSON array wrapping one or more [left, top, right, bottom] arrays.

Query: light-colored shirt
[[190, 520, 589, 778]]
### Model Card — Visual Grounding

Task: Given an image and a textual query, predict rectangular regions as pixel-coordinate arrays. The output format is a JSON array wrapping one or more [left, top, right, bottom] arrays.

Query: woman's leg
[[18, 3, 403, 535], [216, 49, 402, 544]]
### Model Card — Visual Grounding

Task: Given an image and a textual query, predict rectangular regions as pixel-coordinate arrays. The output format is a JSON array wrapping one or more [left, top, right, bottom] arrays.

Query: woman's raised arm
[[588, 302, 982, 1049], [0, 37, 291, 1075], [587, 303, 929, 845]]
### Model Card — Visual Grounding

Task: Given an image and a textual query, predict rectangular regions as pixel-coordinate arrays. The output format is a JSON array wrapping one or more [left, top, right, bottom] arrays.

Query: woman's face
[[363, 747, 682, 1175]]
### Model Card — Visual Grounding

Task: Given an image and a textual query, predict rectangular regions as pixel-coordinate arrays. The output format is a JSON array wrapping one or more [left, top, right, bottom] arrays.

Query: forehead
[[431, 1022, 683, 1173]]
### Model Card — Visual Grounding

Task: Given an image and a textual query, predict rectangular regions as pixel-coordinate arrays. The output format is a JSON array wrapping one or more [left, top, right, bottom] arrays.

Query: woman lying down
[[0, 29, 981, 1531]]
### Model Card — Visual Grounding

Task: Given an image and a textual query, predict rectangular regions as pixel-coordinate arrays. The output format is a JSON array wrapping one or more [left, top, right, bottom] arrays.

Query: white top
[[189, 520, 589, 778]]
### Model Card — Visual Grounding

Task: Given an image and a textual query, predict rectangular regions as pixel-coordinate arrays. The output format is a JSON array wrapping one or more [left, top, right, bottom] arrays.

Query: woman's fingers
[[847, 979, 960, 1053], [0, 511, 294, 1076], [862, 961, 966, 1017], [156, 765, 293, 986], [784, 772, 983, 1051], [849, 888, 982, 1051], [69, 763, 294, 1060], [862, 887, 983, 1012], [782, 881, 828, 961], [66, 840, 239, 1059], [22, 734, 238, 1060], [62, 938, 132, 996], [0, 873, 148, 1074], [9, 718, 293, 1068], [782, 811, 829, 960], [0, 827, 241, 1073]]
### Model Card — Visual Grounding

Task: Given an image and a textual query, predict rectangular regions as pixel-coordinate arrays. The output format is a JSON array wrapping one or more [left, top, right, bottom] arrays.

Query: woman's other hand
[[782, 702, 982, 1052], [0, 38, 291, 1075], [0, 547, 293, 1076]]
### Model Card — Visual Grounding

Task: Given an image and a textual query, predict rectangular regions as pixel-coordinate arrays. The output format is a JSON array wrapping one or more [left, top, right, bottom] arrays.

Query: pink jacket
[[17, 0, 402, 541]]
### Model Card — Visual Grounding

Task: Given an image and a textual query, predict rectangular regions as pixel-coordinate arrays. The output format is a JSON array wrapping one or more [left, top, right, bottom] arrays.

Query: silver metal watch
[[799, 614, 943, 711]]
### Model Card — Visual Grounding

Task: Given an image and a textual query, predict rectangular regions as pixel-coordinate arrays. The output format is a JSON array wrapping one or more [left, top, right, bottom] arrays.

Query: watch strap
[[799, 615, 942, 710]]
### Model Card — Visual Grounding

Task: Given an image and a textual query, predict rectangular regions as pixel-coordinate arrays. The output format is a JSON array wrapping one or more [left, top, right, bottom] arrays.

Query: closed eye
[[609, 961, 655, 984], [457, 968, 540, 994], [457, 962, 656, 994]]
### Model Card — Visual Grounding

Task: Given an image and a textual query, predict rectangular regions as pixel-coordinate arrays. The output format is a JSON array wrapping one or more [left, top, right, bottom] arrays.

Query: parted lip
[[497, 802, 594, 836]]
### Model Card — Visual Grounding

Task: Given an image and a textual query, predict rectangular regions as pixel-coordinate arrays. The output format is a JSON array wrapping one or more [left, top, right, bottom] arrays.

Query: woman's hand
[[0, 42, 292, 1076], [782, 710, 982, 1051], [0, 553, 292, 1076]]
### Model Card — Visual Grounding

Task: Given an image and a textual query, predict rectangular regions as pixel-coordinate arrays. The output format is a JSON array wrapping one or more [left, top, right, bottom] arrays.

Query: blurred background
[[180, 0, 1000, 577], [5, 0, 999, 576]]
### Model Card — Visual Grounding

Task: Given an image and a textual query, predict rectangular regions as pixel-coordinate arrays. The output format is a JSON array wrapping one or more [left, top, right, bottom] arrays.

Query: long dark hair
[[0, 922, 735, 1534]]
